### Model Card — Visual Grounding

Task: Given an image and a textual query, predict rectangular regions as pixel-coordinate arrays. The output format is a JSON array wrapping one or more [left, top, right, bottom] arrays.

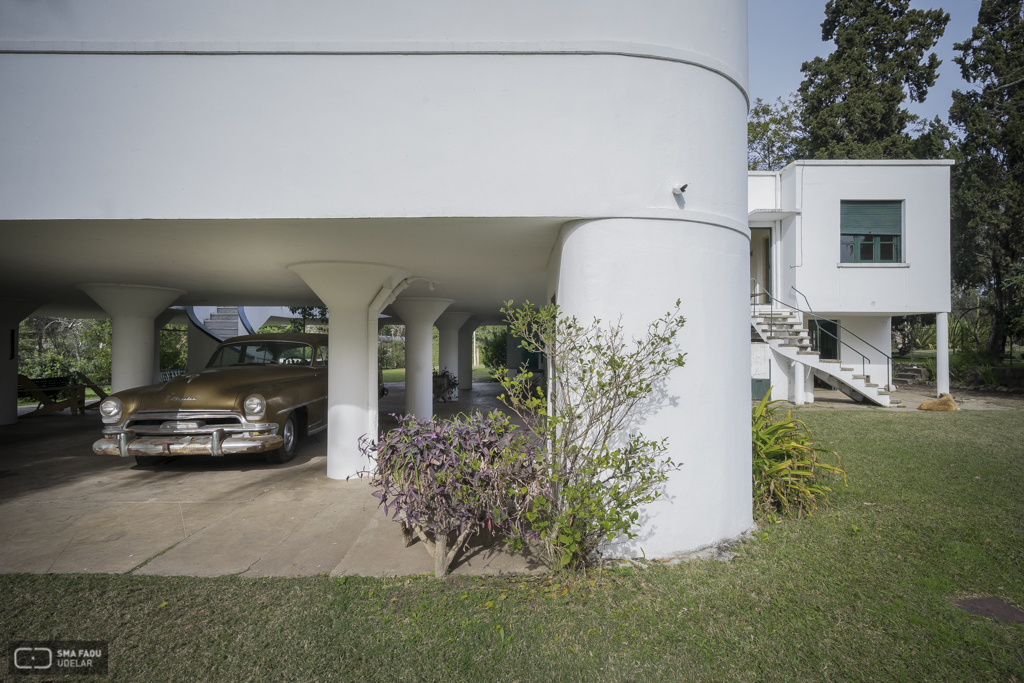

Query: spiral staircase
[[751, 306, 891, 408]]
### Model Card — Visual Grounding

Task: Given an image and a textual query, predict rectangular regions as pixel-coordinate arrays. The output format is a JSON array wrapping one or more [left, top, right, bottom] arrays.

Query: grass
[[2, 410, 1023, 681], [382, 366, 497, 384]]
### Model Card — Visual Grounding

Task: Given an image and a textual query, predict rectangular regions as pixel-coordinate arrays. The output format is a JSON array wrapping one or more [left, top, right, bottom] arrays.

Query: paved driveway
[[1, 383, 538, 578]]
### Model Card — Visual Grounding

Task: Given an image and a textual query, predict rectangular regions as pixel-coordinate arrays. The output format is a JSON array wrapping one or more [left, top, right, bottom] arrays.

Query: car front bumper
[[93, 430, 283, 457]]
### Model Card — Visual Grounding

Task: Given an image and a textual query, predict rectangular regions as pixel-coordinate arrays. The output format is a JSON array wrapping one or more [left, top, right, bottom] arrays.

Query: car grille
[[124, 411, 247, 436]]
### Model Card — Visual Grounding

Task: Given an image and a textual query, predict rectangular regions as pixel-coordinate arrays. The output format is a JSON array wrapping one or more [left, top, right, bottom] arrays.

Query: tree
[[949, 0, 1024, 357], [288, 306, 328, 332], [497, 301, 685, 569], [476, 325, 508, 374], [748, 94, 804, 170], [798, 0, 950, 159]]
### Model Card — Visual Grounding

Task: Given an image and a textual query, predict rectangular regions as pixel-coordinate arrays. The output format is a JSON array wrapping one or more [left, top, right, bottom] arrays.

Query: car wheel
[[134, 456, 160, 467], [266, 413, 298, 464]]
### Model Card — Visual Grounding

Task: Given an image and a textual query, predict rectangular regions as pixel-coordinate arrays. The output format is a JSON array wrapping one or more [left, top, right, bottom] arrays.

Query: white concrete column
[[287, 261, 409, 479], [436, 311, 471, 395], [77, 285, 185, 394], [0, 299, 41, 425], [553, 218, 752, 558], [391, 298, 453, 418], [790, 359, 806, 406], [458, 317, 480, 391], [936, 312, 950, 396]]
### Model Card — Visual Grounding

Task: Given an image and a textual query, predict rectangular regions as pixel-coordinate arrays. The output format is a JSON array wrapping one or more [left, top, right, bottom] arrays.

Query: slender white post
[[0, 299, 40, 425], [458, 317, 479, 392], [78, 285, 185, 393], [436, 311, 471, 396], [391, 298, 453, 418], [287, 261, 409, 479], [936, 312, 950, 396]]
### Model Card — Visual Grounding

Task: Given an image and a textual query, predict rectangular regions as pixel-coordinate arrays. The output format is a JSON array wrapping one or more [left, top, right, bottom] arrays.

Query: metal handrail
[[751, 279, 892, 387]]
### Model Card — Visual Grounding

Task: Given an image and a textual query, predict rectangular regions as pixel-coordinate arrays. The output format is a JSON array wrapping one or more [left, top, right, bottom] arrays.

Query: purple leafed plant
[[359, 411, 547, 578]]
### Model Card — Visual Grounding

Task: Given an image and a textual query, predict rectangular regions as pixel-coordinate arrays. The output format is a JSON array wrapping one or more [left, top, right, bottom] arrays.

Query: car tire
[[134, 456, 160, 467], [266, 413, 298, 464]]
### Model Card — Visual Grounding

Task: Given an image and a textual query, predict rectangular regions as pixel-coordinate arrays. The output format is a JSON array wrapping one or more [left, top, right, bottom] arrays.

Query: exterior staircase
[[751, 309, 890, 407], [204, 307, 241, 340]]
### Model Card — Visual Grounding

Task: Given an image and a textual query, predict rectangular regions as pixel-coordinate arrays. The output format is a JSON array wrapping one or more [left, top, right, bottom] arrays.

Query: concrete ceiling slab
[[1, 217, 563, 319]]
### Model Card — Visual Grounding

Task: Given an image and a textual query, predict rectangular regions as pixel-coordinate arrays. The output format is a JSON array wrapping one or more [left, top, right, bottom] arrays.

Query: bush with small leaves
[[360, 411, 546, 578], [498, 300, 686, 569]]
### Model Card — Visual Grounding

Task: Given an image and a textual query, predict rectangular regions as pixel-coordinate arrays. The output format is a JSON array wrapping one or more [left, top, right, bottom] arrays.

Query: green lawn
[[2, 409, 1022, 681], [382, 366, 496, 384]]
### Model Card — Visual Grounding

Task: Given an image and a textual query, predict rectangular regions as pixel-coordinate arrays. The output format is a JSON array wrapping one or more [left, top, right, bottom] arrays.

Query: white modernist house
[[0, 0, 950, 560], [748, 161, 953, 406]]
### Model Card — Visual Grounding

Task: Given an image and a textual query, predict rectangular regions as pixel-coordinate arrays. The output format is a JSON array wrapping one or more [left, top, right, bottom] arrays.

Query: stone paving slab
[[0, 501, 100, 573], [3, 383, 537, 578]]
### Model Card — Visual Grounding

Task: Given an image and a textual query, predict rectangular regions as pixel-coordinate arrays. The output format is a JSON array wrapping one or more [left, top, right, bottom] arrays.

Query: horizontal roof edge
[[786, 159, 955, 167]]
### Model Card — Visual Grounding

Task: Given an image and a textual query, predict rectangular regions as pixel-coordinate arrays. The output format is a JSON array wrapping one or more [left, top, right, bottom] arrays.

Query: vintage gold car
[[92, 333, 328, 466]]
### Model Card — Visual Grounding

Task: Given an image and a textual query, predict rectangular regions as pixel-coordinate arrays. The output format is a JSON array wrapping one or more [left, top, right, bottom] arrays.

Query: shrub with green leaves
[[360, 411, 546, 578], [498, 300, 686, 569], [752, 392, 845, 520], [477, 326, 508, 375]]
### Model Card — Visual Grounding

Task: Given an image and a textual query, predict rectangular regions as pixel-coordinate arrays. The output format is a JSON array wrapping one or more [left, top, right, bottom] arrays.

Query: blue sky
[[748, 0, 982, 122]]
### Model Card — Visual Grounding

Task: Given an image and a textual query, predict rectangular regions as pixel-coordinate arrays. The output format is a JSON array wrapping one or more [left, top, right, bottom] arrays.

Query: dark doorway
[[808, 318, 840, 360], [808, 318, 840, 389]]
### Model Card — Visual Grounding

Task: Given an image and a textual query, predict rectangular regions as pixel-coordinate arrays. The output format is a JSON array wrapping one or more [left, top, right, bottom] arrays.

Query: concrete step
[[797, 350, 820, 356]]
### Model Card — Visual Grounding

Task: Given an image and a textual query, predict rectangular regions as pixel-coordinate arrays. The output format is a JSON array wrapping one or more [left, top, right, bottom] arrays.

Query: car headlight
[[99, 397, 123, 423], [243, 394, 266, 418]]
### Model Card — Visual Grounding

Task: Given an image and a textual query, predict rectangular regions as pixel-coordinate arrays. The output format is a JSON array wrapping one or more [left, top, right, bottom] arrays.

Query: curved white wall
[[0, 0, 747, 82], [0, 0, 748, 223], [2, 0, 753, 555], [0, 54, 745, 221], [554, 219, 752, 557]]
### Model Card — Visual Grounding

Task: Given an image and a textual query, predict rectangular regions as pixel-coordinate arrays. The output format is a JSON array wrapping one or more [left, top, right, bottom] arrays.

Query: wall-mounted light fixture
[[672, 184, 689, 196]]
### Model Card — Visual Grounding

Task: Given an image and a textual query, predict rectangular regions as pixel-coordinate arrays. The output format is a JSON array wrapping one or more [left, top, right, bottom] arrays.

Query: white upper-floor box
[[748, 160, 953, 316], [0, 0, 749, 223]]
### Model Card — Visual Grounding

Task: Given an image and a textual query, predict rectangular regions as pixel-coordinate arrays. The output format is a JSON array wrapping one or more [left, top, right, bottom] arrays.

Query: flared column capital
[[77, 284, 185, 318], [390, 297, 454, 327], [286, 261, 410, 310]]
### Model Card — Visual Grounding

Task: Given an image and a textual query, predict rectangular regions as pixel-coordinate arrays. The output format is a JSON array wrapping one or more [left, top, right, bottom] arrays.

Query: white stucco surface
[[776, 161, 952, 315], [2, 0, 756, 556], [554, 219, 753, 558], [832, 315, 893, 389]]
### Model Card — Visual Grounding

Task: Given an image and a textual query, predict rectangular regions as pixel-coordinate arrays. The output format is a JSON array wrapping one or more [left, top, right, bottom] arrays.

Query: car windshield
[[207, 341, 314, 367]]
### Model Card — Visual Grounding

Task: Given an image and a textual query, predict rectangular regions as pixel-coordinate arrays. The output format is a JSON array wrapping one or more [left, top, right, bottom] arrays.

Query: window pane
[[859, 236, 875, 261], [879, 235, 896, 261], [840, 235, 855, 262]]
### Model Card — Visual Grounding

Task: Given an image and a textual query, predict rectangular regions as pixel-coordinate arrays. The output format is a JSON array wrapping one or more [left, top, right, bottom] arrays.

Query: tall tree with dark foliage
[[949, 0, 1024, 357], [799, 0, 950, 159]]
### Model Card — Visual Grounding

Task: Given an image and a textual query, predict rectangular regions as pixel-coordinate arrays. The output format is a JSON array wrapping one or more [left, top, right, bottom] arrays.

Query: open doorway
[[750, 228, 772, 304]]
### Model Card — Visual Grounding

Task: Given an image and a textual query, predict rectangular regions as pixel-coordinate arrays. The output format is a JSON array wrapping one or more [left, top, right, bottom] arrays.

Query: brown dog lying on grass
[[918, 393, 959, 411]]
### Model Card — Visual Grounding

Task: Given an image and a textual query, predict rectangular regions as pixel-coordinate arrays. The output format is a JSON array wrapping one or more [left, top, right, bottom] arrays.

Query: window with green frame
[[839, 200, 902, 263]]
